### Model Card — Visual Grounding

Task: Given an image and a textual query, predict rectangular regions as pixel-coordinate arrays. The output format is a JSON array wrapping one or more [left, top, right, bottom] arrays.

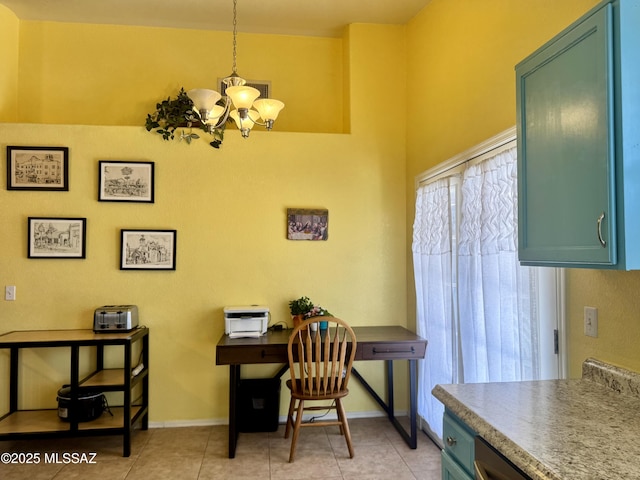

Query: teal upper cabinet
[[516, 0, 640, 269]]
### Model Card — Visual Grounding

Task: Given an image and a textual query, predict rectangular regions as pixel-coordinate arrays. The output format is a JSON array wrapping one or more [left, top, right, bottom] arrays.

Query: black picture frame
[[98, 161, 155, 203], [120, 229, 176, 270], [7, 146, 69, 191], [28, 217, 86, 259]]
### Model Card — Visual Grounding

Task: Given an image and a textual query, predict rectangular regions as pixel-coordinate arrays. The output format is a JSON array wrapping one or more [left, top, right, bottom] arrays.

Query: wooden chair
[[284, 316, 357, 462]]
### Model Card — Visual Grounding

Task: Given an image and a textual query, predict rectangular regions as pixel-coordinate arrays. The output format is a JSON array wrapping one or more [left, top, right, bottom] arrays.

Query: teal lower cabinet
[[442, 450, 473, 480], [441, 410, 476, 480]]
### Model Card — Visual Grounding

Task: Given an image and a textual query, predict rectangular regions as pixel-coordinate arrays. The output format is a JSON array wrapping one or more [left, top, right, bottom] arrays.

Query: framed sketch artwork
[[7, 146, 69, 191], [99, 161, 155, 202], [287, 208, 329, 241], [28, 217, 86, 259], [120, 229, 176, 270]]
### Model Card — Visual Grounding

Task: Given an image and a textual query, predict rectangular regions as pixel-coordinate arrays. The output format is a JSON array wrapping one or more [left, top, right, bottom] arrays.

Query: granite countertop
[[432, 358, 640, 480]]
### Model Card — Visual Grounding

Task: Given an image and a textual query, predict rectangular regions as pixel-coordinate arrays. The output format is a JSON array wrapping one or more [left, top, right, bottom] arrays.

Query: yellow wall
[[16, 21, 344, 133], [566, 270, 640, 375], [5, 0, 640, 426], [0, 20, 407, 422], [0, 4, 19, 121], [406, 0, 601, 175], [404, 0, 640, 379]]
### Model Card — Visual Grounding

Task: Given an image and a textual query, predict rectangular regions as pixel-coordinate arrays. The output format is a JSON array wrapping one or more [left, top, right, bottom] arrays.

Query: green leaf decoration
[[144, 87, 227, 149]]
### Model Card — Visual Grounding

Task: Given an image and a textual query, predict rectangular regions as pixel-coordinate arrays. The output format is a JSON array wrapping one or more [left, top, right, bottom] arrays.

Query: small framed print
[[99, 161, 155, 202], [7, 146, 69, 191], [28, 217, 86, 259], [287, 208, 329, 241], [120, 229, 176, 270]]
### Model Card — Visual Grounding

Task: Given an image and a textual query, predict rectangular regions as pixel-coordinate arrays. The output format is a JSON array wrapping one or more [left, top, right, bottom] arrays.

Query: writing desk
[[216, 325, 427, 458]]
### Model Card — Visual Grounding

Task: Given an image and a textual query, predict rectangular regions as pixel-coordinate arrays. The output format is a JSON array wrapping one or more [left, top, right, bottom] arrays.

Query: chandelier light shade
[[225, 86, 261, 110], [186, 0, 284, 139], [253, 99, 285, 128], [230, 109, 260, 138], [187, 89, 224, 122]]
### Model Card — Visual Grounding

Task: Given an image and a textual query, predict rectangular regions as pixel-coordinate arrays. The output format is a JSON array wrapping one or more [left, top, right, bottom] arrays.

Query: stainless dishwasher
[[474, 436, 532, 480]]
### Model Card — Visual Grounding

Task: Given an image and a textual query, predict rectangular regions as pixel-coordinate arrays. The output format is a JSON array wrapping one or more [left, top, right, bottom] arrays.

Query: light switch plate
[[5, 285, 16, 301], [584, 306, 598, 337]]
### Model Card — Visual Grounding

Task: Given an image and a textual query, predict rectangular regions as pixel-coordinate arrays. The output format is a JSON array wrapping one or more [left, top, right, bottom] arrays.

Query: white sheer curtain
[[458, 148, 539, 383], [412, 177, 457, 440], [413, 145, 541, 440]]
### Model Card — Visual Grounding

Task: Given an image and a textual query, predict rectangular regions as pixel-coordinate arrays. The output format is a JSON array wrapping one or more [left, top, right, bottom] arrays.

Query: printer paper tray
[[229, 332, 263, 339]]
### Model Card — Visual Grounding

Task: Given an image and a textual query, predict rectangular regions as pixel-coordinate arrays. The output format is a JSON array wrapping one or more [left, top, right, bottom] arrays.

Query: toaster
[[93, 305, 139, 332]]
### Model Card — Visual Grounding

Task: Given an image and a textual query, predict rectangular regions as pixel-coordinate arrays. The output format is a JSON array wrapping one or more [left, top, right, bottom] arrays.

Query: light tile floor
[[0, 417, 442, 479]]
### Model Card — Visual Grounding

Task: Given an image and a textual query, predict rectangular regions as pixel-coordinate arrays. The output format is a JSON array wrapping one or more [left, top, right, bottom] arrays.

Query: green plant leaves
[[144, 88, 226, 149]]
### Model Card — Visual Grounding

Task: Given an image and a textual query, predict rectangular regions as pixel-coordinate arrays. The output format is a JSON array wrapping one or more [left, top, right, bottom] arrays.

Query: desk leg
[[352, 359, 419, 449], [228, 364, 240, 458], [9, 348, 18, 412], [408, 358, 418, 448], [386, 360, 394, 420]]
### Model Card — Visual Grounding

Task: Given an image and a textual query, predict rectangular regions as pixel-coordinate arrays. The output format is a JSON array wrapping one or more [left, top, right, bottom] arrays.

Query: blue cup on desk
[[320, 320, 328, 330]]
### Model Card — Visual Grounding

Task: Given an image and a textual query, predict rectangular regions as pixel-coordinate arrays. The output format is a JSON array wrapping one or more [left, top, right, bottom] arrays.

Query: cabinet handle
[[372, 347, 415, 355], [446, 436, 457, 446], [261, 350, 282, 358], [474, 461, 490, 480], [597, 212, 606, 248]]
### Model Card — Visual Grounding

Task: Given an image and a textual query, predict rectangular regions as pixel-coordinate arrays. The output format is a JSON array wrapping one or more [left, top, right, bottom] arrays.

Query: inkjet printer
[[224, 305, 269, 338]]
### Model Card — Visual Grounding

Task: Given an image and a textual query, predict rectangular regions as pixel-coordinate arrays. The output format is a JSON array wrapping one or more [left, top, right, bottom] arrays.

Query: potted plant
[[289, 296, 314, 328], [288, 297, 333, 330], [308, 305, 333, 331]]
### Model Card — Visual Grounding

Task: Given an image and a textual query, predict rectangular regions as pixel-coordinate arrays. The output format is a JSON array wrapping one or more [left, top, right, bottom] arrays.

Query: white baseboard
[[149, 418, 227, 428], [147, 410, 404, 429]]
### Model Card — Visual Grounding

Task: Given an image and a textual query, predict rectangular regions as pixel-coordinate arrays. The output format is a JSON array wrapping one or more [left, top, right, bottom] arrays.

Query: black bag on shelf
[[56, 385, 109, 422]]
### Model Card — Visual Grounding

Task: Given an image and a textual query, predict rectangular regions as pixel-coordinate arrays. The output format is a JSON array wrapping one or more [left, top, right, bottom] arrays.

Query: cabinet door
[[443, 412, 475, 474], [516, 4, 615, 266], [442, 451, 474, 480]]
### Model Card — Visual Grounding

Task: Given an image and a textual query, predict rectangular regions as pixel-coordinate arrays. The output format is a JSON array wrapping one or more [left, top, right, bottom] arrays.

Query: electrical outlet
[[584, 306, 598, 337], [5, 286, 16, 301]]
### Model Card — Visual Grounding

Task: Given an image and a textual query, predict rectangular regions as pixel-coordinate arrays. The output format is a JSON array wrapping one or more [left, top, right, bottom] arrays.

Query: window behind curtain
[[412, 131, 562, 442]]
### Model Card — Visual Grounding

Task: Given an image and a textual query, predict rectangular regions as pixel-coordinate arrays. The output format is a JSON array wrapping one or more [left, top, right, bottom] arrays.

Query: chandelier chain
[[232, 0, 238, 75]]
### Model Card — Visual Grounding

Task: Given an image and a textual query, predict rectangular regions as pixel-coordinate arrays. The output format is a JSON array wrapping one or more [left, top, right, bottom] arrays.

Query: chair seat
[[286, 378, 349, 400]]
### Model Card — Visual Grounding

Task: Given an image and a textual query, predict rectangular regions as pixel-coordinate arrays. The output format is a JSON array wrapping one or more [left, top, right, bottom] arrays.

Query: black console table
[[0, 328, 149, 457]]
